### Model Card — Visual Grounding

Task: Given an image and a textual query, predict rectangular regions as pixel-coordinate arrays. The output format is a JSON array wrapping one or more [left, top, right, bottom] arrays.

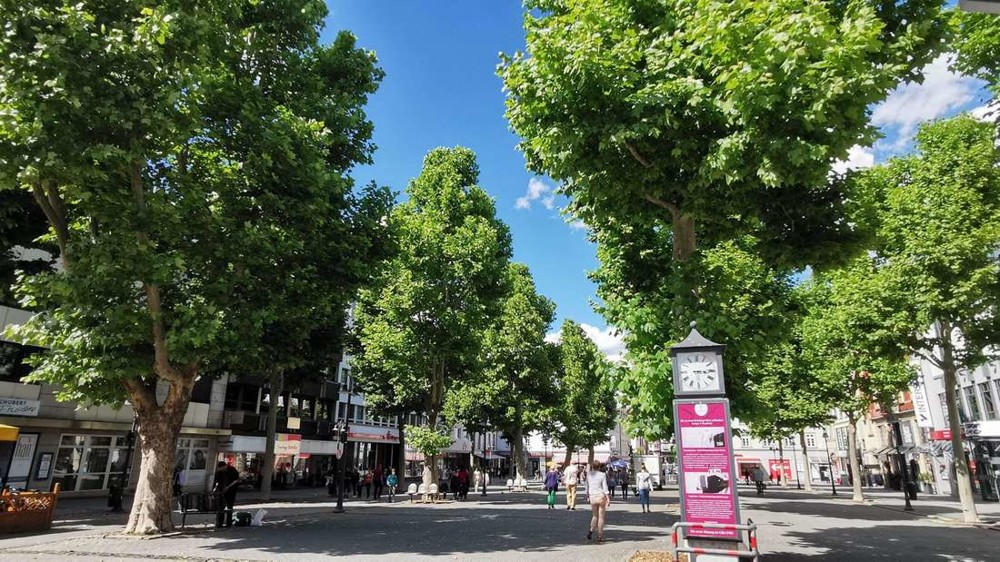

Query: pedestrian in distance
[[607, 468, 619, 499], [213, 461, 241, 528], [636, 464, 652, 513], [386, 468, 399, 503], [620, 468, 629, 499], [373, 464, 384, 501], [563, 462, 580, 510], [585, 460, 610, 544], [544, 463, 560, 509], [458, 466, 470, 500], [361, 469, 373, 499], [752, 465, 767, 496]]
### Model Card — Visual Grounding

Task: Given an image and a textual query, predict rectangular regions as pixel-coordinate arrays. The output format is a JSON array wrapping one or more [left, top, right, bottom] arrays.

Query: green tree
[[351, 147, 513, 482], [850, 115, 1000, 522], [548, 320, 616, 467], [953, 9, 1000, 98], [0, 0, 383, 533], [445, 263, 558, 479], [501, 0, 947, 265], [799, 261, 920, 502], [500, 0, 946, 433]]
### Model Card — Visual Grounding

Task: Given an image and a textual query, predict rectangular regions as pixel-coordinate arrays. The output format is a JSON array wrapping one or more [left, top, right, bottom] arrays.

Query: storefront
[[346, 425, 399, 472], [217, 434, 342, 488], [966, 420, 1000, 501]]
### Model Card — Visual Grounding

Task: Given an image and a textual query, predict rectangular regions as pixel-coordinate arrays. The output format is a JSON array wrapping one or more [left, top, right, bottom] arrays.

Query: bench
[[177, 492, 225, 528]]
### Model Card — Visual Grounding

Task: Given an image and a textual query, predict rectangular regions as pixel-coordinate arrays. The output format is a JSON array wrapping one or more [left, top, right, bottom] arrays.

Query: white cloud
[[568, 219, 587, 231], [871, 53, 982, 152], [970, 100, 1000, 123], [546, 324, 627, 363], [831, 144, 875, 176], [515, 177, 555, 210]]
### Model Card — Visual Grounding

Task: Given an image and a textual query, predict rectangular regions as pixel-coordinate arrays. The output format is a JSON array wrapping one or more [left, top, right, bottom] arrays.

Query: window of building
[[979, 382, 997, 420], [52, 434, 131, 492], [835, 427, 848, 452], [175, 438, 211, 488], [806, 434, 816, 448], [963, 386, 982, 420], [740, 436, 751, 448], [224, 383, 259, 412]]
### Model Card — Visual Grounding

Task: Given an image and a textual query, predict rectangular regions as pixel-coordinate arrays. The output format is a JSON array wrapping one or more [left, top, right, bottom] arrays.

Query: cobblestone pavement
[[1, 485, 997, 561]]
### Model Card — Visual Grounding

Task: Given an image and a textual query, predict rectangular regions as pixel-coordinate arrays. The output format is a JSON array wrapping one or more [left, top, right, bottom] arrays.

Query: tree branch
[[625, 142, 653, 168], [31, 179, 71, 268], [643, 194, 679, 216]]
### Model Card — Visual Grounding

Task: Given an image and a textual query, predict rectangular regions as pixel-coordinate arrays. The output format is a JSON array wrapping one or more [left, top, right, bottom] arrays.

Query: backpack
[[232, 511, 253, 527]]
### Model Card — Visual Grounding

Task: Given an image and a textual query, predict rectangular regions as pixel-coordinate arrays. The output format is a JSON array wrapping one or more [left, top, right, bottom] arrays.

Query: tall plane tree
[[851, 115, 1000, 522], [0, 1, 383, 533], [351, 147, 512, 483], [500, 0, 949, 422], [445, 263, 559, 480]]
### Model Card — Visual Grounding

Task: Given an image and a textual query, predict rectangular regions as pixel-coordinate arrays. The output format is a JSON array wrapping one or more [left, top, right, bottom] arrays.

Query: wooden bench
[[177, 492, 225, 528]]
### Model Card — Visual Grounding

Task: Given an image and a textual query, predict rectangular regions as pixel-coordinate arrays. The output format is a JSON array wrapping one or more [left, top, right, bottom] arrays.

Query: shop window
[[963, 386, 982, 420], [979, 382, 997, 420], [52, 434, 131, 492], [175, 438, 210, 488]]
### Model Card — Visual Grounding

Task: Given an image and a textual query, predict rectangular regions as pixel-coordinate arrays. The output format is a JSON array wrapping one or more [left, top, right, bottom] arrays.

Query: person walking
[[620, 468, 630, 499], [361, 469, 373, 499], [586, 460, 610, 544], [213, 461, 241, 528], [386, 468, 399, 503], [373, 465, 384, 501], [636, 464, 652, 513], [544, 463, 560, 509], [752, 465, 767, 496], [563, 462, 580, 510], [607, 468, 619, 499]]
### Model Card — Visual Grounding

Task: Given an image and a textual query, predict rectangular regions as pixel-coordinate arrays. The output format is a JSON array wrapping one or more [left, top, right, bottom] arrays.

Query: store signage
[[8, 433, 38, 480], [965, 421, 1000, 439], [674, 399, 740, 540], [768, 459, 793, 480], [347, 425, 400, 443], [275, 433, 302, 456], [912, 385, 934, 428], [0, 397, 40, 417]]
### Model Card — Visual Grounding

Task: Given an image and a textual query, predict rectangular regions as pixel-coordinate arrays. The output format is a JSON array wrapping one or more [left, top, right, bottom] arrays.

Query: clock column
[[669, 322, 752, 559]]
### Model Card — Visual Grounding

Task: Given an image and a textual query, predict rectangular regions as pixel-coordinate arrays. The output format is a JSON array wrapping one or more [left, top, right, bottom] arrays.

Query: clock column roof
[[671, 324, 723, 352]]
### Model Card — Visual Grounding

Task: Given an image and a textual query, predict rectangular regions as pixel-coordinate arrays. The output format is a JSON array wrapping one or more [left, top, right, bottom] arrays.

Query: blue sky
[[323, 2, 992, 358]]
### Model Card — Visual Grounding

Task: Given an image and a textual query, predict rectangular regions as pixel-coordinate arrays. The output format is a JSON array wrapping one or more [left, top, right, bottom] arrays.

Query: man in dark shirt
[[213, 461, 240, 527]]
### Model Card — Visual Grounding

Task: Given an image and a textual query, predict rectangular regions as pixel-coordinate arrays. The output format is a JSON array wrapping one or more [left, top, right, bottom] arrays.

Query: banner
[[675, 399, 740, 540]]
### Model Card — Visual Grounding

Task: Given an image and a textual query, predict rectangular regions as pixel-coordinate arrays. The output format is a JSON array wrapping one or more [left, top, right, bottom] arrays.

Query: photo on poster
[[680, 427, 727, 448], [684, 471, 731, 494]]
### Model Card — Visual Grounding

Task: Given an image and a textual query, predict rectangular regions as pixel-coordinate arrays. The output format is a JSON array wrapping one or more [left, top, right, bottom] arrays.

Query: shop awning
[[0, 424, 18, 442]]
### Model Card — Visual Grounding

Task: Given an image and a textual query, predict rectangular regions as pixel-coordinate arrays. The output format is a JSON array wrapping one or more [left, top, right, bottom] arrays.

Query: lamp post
[[334, 380, 352, 514], [822, 431, 838, 496]]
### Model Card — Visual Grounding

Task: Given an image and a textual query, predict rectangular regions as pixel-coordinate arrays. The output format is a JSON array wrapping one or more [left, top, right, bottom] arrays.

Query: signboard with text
[[0, 397, 40, 417], [674, 399, 740, 540]]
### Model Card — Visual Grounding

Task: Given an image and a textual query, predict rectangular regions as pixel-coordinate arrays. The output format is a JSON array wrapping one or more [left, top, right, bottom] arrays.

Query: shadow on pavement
[[762, 523, 996, 561]]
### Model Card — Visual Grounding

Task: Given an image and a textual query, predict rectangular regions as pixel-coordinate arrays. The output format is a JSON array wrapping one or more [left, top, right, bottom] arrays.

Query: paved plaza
[[1, 485, 997, 561]]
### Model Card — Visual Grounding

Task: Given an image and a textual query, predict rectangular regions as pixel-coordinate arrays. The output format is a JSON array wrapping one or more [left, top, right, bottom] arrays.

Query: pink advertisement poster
[[675, 399, 740, 540]]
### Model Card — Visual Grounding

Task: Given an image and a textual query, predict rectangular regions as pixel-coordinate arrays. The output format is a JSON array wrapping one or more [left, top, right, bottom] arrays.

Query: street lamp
[[334, 380, 353, 514], [821, 431, 838, 496]]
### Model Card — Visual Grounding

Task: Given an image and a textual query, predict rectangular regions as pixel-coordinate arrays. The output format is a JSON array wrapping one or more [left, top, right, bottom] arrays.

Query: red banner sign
[[675, 399, 740, 540]]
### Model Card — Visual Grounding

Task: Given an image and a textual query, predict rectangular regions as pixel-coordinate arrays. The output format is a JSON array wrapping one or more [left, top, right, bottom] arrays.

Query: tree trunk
[[941, 336, 980, 523], [562, 445, 574, 468], [513, 426, 527, 480], [846, 415, 864, 502], [124, 377, 193, 535], [672, 213, 697, 262], [778, 440, 787, 487], [259, 372, 285, 501], [799, 430, 812, 492]]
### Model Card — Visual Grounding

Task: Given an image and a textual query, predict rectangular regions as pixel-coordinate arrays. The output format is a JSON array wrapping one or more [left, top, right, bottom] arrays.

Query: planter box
[[0, 483, 60, 534]]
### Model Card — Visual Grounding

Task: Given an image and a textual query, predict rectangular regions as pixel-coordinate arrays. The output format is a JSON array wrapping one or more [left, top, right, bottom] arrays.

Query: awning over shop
[[473, 451, 503, 460], [0, 424, 17, 442]]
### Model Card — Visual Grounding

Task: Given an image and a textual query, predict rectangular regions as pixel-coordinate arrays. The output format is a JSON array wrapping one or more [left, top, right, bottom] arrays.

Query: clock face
[[678, 353, 721, 393]]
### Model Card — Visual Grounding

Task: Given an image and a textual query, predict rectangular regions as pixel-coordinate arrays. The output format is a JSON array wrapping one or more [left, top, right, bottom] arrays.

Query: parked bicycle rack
[[669, 519, 760, 561]]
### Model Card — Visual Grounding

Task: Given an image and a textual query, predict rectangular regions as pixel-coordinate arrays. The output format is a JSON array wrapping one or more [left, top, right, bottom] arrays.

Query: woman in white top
[[585, 460, 610, 543], [636, 464, 652, 513]]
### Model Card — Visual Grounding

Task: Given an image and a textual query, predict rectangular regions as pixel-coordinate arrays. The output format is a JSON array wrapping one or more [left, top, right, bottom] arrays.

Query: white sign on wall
[[912, 385, 934, 429], [8, 433, 38, 480], [0, 397, 40, 417]]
